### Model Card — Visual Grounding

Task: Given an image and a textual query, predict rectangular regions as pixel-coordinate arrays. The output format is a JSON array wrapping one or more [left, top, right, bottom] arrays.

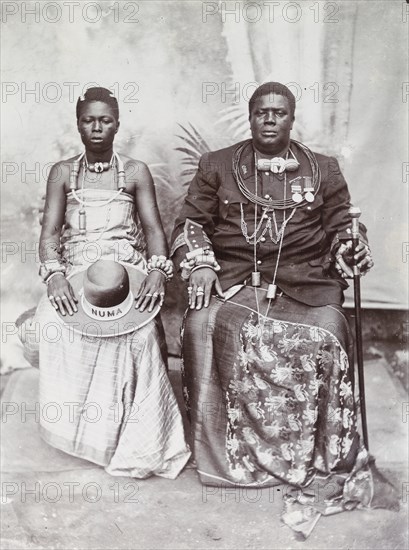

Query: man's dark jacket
[[172, 139, 367, 307]]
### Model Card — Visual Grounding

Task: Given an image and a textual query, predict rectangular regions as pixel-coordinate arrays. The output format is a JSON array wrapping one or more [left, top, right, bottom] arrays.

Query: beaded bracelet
[[148, 267, 172, 282], [147, 255, 174, 282], [39, 260, 67, 284], [180, 249, 221, 280]]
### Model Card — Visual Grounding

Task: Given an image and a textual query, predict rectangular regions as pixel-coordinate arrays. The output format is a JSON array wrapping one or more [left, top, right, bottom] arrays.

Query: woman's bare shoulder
[[50, 154, 83, 173], [47, 154, 83, 189], [120, 154, 148, 169], [119, 154, 152, 185]]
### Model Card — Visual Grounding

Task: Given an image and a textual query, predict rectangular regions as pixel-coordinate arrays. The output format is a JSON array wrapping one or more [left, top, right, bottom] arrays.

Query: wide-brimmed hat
[[55, 260, 160, 337]]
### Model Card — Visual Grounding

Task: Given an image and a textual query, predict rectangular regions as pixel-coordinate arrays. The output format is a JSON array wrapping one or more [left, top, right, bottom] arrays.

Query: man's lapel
[[238, 140, 256, 192]]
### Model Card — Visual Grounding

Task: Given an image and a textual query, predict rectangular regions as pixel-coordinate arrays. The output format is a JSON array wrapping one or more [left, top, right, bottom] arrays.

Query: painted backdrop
[[1, 1, 408, 343]]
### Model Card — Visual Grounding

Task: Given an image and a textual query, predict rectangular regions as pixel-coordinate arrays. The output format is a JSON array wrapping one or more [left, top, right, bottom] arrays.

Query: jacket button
[[260, 236, 266, 243], [257, 260, 262, 265], [224, 199, 229, 204]]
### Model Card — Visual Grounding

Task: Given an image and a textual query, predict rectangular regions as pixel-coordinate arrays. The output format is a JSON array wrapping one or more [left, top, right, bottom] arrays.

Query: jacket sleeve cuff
[[170, 219, 213, 257]]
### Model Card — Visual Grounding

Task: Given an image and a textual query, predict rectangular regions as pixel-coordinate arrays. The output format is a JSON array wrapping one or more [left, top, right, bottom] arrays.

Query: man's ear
[[290, 116, 295, 130], [115, 120, 120, 134]]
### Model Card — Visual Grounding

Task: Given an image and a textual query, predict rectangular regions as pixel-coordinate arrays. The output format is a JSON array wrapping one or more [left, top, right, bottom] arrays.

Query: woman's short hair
[[76, 87, 119, 120], [248, 82, 296, 118]]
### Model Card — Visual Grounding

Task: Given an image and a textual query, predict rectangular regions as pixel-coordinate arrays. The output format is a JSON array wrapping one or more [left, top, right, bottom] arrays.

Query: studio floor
[[1, 357, 408, 550]]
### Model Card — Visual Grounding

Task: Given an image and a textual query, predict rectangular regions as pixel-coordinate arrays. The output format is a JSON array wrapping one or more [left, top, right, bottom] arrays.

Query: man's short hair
[[248, 82, 296, 118], [76, 87, 119, 121]]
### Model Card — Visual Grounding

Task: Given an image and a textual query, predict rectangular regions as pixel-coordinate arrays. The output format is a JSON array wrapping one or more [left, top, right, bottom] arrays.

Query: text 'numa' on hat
[[55, 259, 160, 337]]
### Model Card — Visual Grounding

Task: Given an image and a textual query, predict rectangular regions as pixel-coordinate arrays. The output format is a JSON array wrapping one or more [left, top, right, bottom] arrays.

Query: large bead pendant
[[266, 284, 277, 300], [79, 209, 86, 235], [251, 271, 261, 287]]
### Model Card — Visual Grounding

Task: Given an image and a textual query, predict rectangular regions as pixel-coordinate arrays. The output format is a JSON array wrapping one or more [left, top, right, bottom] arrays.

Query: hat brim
[[55, 262, 160, 337]]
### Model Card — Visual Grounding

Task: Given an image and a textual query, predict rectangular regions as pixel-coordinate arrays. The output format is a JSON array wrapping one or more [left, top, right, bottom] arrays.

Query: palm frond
[[217, 104, 249, 139], [148, 162, 173, 189], [174, 147, 202, 160], [180, 168, 198, 178], [174, 123, 214, 186], [175, 129, 209, 152], [177, 123, 212, 154], [174, 135, 204, 153]]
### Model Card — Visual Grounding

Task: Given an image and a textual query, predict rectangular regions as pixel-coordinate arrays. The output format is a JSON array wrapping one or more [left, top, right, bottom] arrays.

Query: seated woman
[[21, 87, 190, 479]]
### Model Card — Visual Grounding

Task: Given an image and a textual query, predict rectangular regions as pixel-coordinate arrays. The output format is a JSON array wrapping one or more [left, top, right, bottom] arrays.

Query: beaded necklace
[[233, 139, 321, 210], [234, 140, 321, 300], [246, 154, 294, 299], [69, 151, 126, 235]]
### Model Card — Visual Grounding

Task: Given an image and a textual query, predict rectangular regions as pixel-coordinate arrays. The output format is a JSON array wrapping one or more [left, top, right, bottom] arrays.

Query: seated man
[[171, 82, 396, 536]]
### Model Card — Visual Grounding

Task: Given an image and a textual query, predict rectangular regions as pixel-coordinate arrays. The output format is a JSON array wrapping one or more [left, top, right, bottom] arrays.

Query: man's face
[[249, 93, 294, 156], [77, 101, 119, 154]]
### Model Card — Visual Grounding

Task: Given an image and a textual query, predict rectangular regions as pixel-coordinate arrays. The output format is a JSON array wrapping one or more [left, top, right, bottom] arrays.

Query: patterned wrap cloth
[[181, 285, 399, 537], [21, 189, 191, 479]]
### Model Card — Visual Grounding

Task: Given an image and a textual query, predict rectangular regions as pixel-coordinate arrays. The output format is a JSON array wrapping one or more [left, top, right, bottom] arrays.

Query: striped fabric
[[61, 189, 147, 268], [21, 191, 191, 478]]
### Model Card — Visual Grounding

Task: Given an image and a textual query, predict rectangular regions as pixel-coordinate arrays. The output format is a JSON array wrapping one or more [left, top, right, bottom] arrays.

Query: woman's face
[[77, 101, 119, 154]]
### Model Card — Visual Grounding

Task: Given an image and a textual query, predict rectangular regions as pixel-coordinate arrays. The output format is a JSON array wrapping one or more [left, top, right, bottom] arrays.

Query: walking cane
[[349, 206, 369, 450]]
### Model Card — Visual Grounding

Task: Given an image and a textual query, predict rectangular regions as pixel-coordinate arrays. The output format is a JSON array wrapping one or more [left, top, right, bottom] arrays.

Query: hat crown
[[57, 260, 160, 337], [83, 260, 130, 308]]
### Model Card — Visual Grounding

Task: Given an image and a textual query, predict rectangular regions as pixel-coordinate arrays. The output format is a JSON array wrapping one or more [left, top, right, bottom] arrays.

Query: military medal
[[303, 176, 315, 203], [291, 178, 303, 203]]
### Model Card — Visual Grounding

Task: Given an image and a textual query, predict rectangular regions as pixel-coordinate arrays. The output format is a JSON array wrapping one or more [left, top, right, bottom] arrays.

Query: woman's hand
[[47, 274, 78, 316], [135, 271, 166, 312], [335, 240, 374, 278], [188, 267, 225, 310]]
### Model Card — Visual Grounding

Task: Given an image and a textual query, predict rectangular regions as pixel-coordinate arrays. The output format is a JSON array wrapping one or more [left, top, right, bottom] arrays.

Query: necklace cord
[[233, 139, 321, 210], [71, 151, 124, 235]]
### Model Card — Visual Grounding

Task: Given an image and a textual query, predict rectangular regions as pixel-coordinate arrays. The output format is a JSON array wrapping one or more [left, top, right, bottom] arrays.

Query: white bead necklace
[[69, 151, 126, 235]]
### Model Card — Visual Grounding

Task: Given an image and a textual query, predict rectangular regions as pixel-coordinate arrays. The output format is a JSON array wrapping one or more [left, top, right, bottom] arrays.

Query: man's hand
[[188, 267, 225, 310], [47, 274, 78, 316], [335, 240, 374, 278]]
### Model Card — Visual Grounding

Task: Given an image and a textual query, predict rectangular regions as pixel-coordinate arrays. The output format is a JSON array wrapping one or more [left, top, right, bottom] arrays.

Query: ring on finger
[[152, 292, 159, 298], [49, 295, 55, 300], [145, 293, 153, 297], [196, 290, 204, 296]]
